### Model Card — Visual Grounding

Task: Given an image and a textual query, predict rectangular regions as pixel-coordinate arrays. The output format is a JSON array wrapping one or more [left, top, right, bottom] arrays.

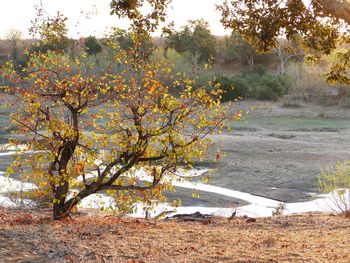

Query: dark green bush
[[253, 74, 284, 101], [239, 66, 292, 101], [85, 36, 102, 56], [276, 74, 293, 94], [213, 75, 249, 102], [242, 65, 267, 77], [151, 54, 290, 102], [30, 37, 71, 54], [241, 65, 267, 94], [211, 65, 291, 102], [231, 76, 250, 98]]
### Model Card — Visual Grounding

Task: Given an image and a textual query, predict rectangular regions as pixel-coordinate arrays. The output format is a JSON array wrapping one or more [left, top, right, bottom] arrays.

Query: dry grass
[[0, 207, 350, 263]]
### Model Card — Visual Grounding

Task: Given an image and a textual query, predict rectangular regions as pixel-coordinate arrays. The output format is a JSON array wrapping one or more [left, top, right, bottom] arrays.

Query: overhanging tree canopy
[[217, 0, 350, 53], [217, 0, 350, 83]]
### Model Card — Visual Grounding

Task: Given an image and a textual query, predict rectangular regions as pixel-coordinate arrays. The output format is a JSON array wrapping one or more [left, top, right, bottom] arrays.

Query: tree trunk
[[279, 59, 285, 74], [51, 140, 77, 219], [53, 202, 72, 219], [52, 182, 100, 219], [245, 55, 254, 68], [52, 182, 72, 219]]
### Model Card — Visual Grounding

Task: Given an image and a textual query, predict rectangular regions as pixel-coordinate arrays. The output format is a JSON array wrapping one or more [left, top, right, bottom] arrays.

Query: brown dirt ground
[[1, 207, 350, 263]]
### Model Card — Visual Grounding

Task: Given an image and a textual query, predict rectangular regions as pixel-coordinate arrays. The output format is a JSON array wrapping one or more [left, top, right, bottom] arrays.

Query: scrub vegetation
[[1, 0, 350, 261]]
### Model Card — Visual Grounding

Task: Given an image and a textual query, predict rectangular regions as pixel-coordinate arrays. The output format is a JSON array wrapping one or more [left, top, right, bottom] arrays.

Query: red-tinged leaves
[[2, 30, 238, 219]]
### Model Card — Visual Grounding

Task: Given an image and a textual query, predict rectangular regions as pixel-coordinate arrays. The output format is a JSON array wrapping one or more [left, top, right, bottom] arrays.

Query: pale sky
[[0, 0, 230, 39]]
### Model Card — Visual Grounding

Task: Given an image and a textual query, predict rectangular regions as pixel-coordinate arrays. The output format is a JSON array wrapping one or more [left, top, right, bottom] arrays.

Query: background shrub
[[85, 36, 102, 56], [213, 75, 249, 102], [253, 74, 285, 101], [319, 161, 350, 214]]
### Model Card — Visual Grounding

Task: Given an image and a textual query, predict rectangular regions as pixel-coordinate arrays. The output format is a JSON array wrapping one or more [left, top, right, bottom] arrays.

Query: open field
[[203, 100, 350, 204], [1, 96, 350, 211]]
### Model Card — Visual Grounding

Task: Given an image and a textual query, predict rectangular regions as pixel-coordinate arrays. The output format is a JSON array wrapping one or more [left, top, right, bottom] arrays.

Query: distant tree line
[[0, 18, 318, 102]]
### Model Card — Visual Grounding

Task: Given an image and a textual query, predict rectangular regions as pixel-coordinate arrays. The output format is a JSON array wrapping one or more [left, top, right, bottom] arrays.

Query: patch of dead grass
[[1, 207, 350, 262]]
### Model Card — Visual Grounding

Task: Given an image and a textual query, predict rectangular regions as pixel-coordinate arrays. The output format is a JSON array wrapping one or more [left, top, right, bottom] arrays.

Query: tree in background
[[165, 19, 217, 63], [107, 28, 154, 52], [274, 39, 304, 74], [84, 36, 102, 55], [5, 29, 22, 61], [224, 32, 259, 68], [108, 28, 134, 51], [29, 6, 70, 53]]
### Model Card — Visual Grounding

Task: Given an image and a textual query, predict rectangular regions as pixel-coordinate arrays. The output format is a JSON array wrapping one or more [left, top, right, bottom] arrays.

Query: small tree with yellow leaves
[[0, 31, 237, 219]]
